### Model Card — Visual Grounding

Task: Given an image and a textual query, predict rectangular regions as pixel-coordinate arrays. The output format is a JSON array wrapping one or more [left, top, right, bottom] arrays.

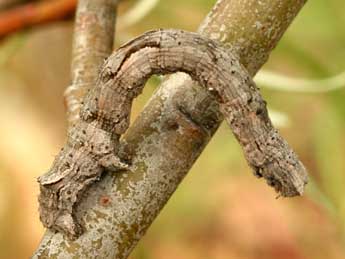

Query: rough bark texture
[[37, 28, 307, 240], [64, 0, 118, 126], [33, 0, 308, 258]]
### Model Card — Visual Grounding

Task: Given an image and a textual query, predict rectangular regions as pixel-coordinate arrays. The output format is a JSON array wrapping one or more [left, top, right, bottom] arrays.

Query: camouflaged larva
[[37, 29, 308, 239]]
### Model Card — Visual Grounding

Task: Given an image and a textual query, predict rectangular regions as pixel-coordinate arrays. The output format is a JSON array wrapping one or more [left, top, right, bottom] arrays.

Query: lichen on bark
[[33, 0, 309, 258]]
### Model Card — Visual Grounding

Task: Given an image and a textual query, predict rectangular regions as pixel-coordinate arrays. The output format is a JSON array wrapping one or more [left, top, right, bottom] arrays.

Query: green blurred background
[[1, 0, 345, 258]]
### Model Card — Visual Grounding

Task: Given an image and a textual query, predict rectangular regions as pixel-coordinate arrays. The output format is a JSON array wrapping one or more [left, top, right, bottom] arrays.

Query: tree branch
[[33, 0, 308, 258], [64, 0, 118, 126], [37, 28, 307, 240], [0, 0, 76, 38]]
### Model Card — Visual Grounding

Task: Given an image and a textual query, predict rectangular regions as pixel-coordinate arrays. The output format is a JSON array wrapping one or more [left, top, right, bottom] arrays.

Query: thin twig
[[64, 0, 119, 126]]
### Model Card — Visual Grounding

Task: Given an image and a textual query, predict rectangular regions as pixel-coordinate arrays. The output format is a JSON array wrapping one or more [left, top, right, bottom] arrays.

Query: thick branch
[[64, 0, 118, 126], [96, 30, 308, 197], [37, 28, 307, 240], [33, 0, 308, 258]]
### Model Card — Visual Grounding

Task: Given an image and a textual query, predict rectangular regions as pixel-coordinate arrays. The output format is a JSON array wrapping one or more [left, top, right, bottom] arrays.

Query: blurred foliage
[[0, 0, 345, 258]]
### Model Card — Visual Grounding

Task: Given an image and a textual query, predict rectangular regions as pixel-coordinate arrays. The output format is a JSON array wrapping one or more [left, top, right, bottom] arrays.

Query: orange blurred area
[[1, 0, 345, 258]]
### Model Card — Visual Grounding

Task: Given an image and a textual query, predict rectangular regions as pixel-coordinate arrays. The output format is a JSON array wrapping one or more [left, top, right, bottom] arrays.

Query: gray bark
[[64, 0, 119, 126], [37, 28, 307, 241], [33, 0, 308, 258]]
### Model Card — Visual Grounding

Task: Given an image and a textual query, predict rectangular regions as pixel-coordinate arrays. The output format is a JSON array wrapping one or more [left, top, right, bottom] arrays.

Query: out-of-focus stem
[[0, 0, 77, 38], [118, 0, 159, 29], [256, 70, 345, 93]]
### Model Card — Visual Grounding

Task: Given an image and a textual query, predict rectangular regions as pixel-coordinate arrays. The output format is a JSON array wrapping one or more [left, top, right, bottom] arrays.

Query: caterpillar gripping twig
[[38, 29, 308, 239]]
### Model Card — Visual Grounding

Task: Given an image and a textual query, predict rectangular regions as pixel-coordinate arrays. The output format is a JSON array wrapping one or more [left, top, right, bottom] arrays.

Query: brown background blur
[[1, 0, 345, 258]]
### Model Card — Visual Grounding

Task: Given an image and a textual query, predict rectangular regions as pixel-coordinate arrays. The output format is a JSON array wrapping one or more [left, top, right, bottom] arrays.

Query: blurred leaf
[[0, 32, 26, 67], [312, 106, 345, 225]]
